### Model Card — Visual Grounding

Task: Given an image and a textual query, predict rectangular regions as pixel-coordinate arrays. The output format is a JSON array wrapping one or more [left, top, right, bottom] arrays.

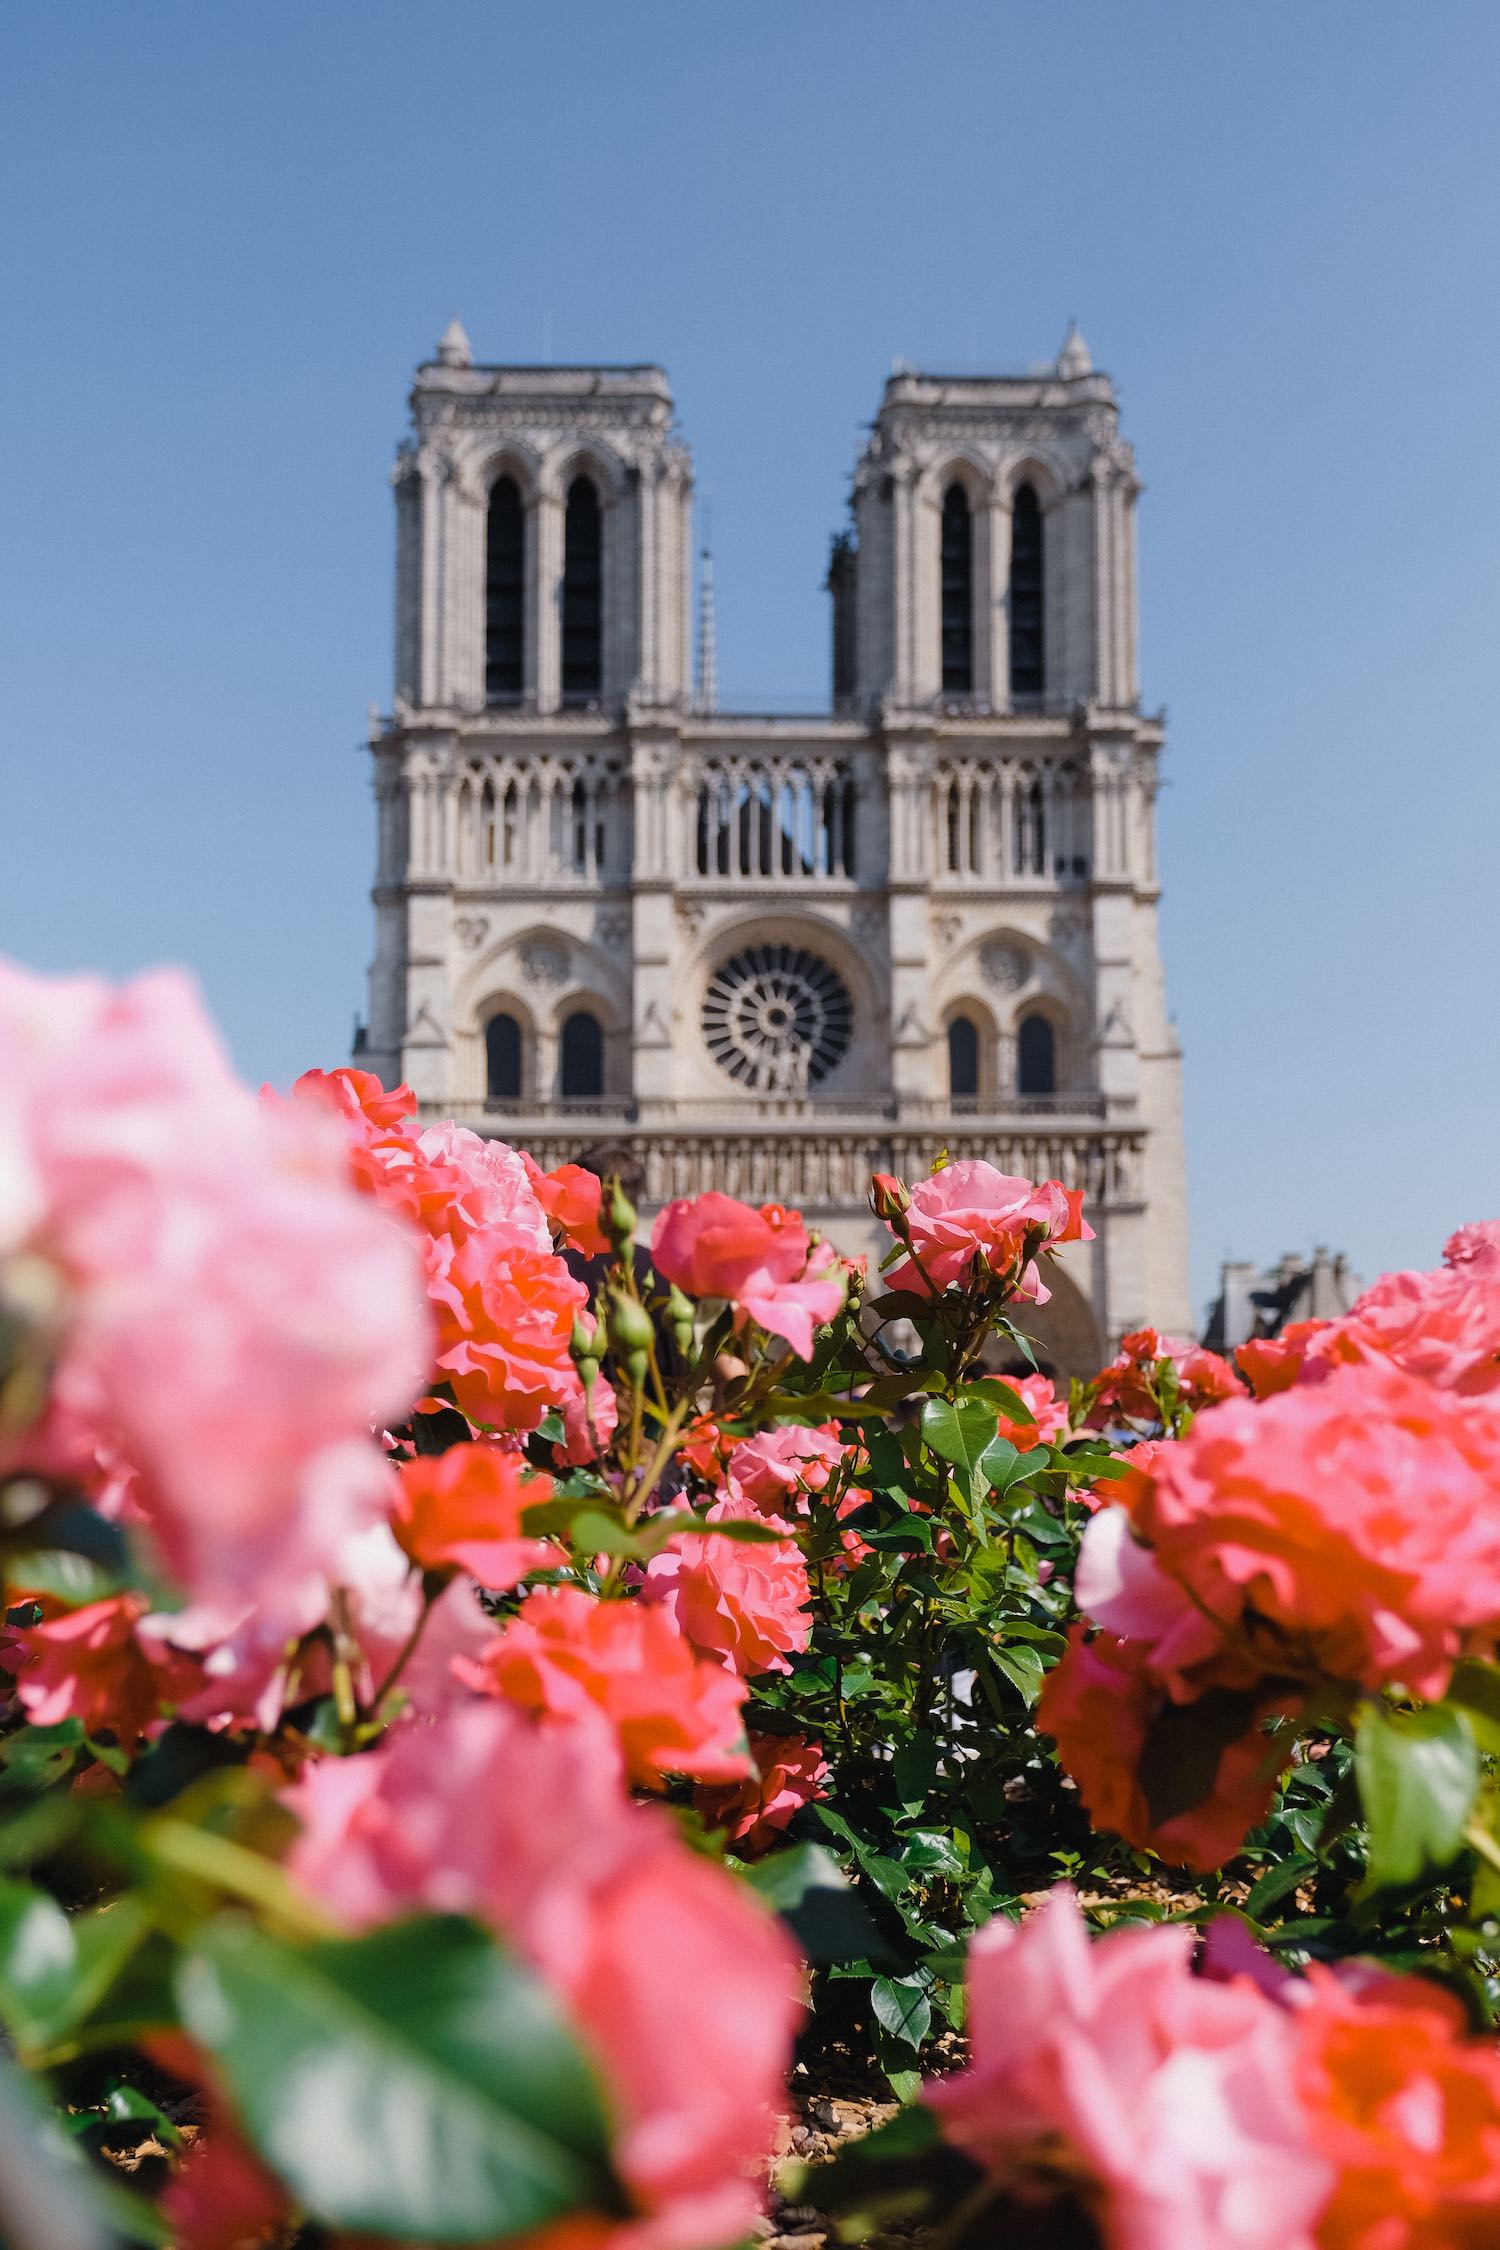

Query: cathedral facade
[[360, 321, 1190, 1367]]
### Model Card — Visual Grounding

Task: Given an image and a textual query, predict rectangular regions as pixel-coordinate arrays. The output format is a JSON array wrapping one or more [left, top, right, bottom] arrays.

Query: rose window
[[701, 944, 853, 1093]]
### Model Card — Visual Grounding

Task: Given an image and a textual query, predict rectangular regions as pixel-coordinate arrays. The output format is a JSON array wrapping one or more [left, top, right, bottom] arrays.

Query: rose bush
[[1, 961, 1500, 2247]]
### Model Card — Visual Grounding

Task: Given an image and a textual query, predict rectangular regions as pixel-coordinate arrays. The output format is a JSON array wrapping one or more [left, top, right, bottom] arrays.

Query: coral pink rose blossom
[[694, 1731, 830, 1855], [390, 1443, 560, 1587], [0, 965, 430, 1637], [1086, 1328, 1240, 1427], [926, 1888, 1331, 2250], [1038, 1627, 1293, 1871], [1235, 1321, 1335, 1400], [1231, 1227, 1500, 1404], [13, 1593, 192, 1750], [427, 1230, 588, 1432], [1321, 1257, 1500, 1398], [455, 1585, 751, 1787], [724, 1422, 847, 1510], [642, 1496, 812, 1677], [1292, 1963, 1500, 2248], [286, 1702, 800, 2250], [1114, 1363, 1500, 1699], [884, 1160, 1090, 1300], [996, 1372, 1071, 1451], [522, 1155, 611, 1258], [651, 1193, 844, 1360]]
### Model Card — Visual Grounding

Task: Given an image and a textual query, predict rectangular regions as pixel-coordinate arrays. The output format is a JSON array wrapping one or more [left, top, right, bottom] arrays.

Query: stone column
[[629, 733, 678, 1105], [891, 467, 916, 706], [637, 465, 659, 705], [417, 457, 446, 708], [985, 489, 1012, 709], [535, 490, 564, 714], [886, 734, 935, 1106], [450, 478, 485, 710], [522, 495, 541, 707]]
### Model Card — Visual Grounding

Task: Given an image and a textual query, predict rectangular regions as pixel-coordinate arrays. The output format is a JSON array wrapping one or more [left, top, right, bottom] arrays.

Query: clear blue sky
[[2, 3, 1496, 1319]]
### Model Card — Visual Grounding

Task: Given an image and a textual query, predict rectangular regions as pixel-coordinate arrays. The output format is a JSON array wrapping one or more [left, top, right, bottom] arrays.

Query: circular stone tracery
[[701, 944, 853, 1094]]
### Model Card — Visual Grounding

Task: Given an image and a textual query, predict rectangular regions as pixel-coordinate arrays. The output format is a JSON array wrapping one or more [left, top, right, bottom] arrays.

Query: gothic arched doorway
[[979, 1259, 1103, 1384]]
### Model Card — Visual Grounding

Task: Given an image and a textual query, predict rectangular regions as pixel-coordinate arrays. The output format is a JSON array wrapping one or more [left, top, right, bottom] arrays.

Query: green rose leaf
[[0, 1878, 77, 2055], [1355, 1700, 1480, 1895], [920, 1396, 997, 1491], [988, 1643, 1046, 1708], [743, 1842, 883, 1963], [1443, 1660, 1500, 1758], [869, 1973, 932, 2051], [176, 1914, 622, 2243]]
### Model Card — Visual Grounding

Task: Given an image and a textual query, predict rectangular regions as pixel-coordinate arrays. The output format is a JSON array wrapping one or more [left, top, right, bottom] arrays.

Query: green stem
[[374, 1585, 439, 1715], [140, 1817, 337, 1941]]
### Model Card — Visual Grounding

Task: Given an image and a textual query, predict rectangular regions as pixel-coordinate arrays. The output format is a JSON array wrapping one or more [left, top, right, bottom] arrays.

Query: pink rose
[[1325, 1259, 1500, 1397], [695, 1731, 830, 1855], [883, 1160, 1091, 1300], [1122, 1364, 1500, 1699], [651, 1193, 844, 1360], [1038, 1627, 1294, 1870], [13, 1593, 192, 1750], [996, 1371, 1071, 1451], [427, 1227, 588, 1432], [1086, 1328, 1240, 1427], [927, 1889, 1330, 2249], [642, 1496, 812, 1677], [455, 1585, 752, 1789], [0, 964, 431, 1632], [286, 1703, 800, 2250], [724, 1421, 846, 1510]]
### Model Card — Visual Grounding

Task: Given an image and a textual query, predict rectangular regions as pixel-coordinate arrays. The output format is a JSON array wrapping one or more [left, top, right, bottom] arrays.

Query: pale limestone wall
[[360, 328, 1191, 1362]]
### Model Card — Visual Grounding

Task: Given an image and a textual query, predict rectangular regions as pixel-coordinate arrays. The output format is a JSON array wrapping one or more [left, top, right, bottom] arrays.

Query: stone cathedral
[[360, 319, 1191, 1368]]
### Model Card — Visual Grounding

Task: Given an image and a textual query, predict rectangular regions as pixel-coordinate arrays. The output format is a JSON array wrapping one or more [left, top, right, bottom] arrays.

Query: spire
[[1056, 320, 1093, 379], [436, 314, 472, 369], [696, 542, 718, 715]]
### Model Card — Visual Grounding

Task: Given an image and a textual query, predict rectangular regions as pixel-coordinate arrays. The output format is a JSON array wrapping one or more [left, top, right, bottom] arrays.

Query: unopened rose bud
[[569, 1312, 603, 1368], [869, 1172, 911, 1225], [666, 1283, 696, 1360], [603, 1176, 637, 1250], [606, 1290, 654, 1391]]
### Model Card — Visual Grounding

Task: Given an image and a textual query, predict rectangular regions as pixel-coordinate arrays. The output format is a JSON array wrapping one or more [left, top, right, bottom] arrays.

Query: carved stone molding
[[454, 914, 490, 950]]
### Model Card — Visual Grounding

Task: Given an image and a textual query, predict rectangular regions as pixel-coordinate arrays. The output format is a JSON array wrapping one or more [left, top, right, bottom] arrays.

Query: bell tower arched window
[[947, 1015, 980, 1099], [485, 1011, 523, 1103], [562, 476, 603, 704], [1009, 483, 1044, 700], [485, 476, 525, 705], [940, 483, 973, 695], [1017, 1012, 1056, 1096], [560, 1008, 604, 1099]]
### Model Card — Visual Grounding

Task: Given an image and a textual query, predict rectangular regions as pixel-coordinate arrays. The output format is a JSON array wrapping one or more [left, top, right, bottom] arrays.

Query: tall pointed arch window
[[1009, 483, 1044, 699], [940, 483, 973, 695], [485, 1012, 523, 1103], [560, 1009, 604, 1099], [485, 475, 525, 705], [562, 475, 603, 703], [947, 1015, 980, 1099], [1017, 1012, 1056, 1096]]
